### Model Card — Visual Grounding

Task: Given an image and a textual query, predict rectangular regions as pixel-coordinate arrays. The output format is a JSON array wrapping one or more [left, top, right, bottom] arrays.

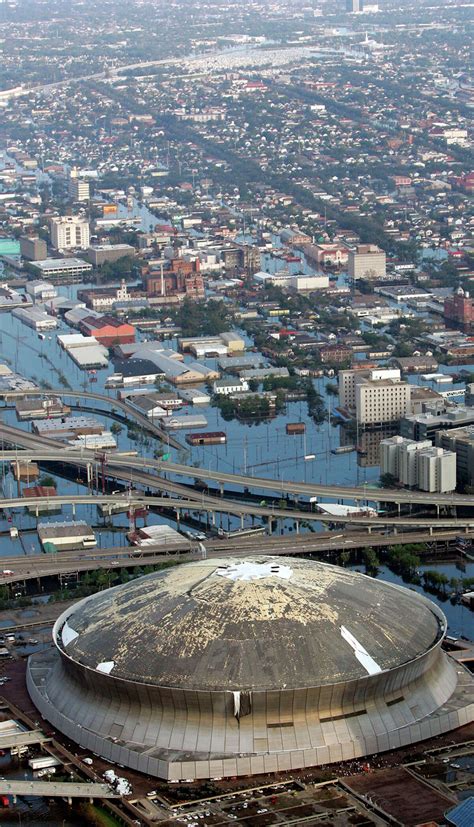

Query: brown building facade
[[444, 288, 474, 331]]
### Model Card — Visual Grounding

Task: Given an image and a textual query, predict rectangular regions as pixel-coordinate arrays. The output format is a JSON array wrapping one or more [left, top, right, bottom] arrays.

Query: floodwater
[[0, 753, 81, 825], [0, 251, 472, 640]]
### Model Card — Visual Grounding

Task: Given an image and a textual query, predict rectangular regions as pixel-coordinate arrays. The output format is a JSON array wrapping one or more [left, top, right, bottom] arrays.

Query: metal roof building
[[27, 557, 474, 782]]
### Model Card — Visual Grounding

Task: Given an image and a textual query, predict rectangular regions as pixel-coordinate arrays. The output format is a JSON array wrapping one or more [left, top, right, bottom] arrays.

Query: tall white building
[[398, 440, 432, 487], [50, 216, 90, 250], [339, 367, 401, 411], [379, 435, 407, 477], [417, 447, 457, 493], [348, 244, 386, 281], [339, 367, 410, 426], [69, 168, 90, 202], [69, 178, 90, 202], [356, 377, 411, 426], [380, 435, 456, 492]]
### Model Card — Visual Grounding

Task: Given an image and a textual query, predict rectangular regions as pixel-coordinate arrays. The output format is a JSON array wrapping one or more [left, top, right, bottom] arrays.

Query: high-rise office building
[[50, 216, 90, 250], [435, 426, 474, 489], [356, 377, 410, 427], [339, 367, 403, 416], [348, 244, 386, 281], [69, 167, 90, 202], [69, 177, 90, 202], [346, 0, 362, 12]]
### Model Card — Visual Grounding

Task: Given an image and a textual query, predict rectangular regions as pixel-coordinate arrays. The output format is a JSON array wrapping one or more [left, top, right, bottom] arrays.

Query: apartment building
[[380, 435, 456, 492]]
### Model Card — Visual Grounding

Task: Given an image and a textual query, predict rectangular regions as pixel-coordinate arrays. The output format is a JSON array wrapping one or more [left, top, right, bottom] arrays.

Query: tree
[[362, 547, 380, 577], [177, 298, 230, 337], [423, 570, 449, 592], [380, 473, 398, 489], [38, 475, 56, 489]]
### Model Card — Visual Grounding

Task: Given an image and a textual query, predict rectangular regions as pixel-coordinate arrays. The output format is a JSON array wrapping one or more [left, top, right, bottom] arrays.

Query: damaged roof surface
[[59, 556, 444, 690]]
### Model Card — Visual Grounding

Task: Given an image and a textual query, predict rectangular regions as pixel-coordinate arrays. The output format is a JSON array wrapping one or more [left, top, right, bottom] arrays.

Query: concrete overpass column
[[219, 482, 224, 497], [240, 514, 244, 530], [211, 511, 216, 526], [429, 526, 433, 535], [267, 516, 273, 535], [295, 521, 299, 535], [72, 503, 76, 518]]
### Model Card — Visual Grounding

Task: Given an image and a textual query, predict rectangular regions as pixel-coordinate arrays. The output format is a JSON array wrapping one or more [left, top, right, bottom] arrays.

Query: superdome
[[27, 556, 474, 782], [54, 557, 444, 690]]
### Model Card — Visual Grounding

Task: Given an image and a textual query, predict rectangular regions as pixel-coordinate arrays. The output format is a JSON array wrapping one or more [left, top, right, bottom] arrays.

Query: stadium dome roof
[[58, 556, 444, 690]]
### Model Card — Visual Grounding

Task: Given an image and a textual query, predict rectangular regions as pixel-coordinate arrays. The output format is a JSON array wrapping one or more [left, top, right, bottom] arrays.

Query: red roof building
[[23, 485, 57, 498], [79, 315, 136, 347]]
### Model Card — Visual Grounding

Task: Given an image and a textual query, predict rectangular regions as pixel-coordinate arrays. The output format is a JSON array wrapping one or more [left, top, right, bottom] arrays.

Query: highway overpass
[[0, 780, 118, 800], [1, 492, 474, 530], [0, 528, 469, 586], [1, 436, 474, 509], [0, 388, 181, 449]]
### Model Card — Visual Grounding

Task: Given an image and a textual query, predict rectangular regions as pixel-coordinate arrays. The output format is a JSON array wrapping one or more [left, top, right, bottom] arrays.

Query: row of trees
[[344, 544, 474, 599]]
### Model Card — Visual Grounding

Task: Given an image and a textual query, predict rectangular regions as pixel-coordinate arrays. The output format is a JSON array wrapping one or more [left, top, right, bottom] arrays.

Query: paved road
[[0, 408, 474, 508], [0, 528, 470, 585], [1, 492, 474, 530], [1, 389, 181, 449], [0, 780, 118, 799], [6, 42, 321, 99], [1, 429, 473, 532], [0, 731, 49, 749]]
